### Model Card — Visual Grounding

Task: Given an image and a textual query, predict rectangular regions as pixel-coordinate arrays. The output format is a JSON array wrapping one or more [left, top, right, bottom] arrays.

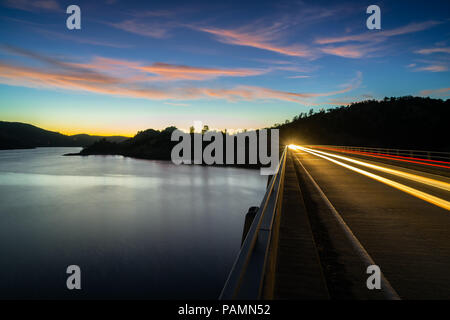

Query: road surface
[[290, 145, 450, 299]]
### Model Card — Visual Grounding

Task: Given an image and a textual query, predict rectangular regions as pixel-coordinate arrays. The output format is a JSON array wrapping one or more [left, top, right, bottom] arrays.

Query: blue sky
[[0, 0, 449, 135]]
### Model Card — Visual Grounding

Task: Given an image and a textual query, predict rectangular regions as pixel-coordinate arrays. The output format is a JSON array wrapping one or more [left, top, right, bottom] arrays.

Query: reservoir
[[0, 147, 266, 299]]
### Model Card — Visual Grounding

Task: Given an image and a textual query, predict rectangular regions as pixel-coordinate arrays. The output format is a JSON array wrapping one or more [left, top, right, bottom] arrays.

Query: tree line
[[275, 96, 450, 151]]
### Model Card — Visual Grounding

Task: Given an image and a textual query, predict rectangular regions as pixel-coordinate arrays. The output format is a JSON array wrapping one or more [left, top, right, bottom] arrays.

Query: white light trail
[[290, 145, 450, 211]]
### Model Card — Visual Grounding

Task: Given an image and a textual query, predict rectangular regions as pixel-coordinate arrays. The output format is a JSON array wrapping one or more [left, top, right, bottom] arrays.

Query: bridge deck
[[289, 146, 450, 299]]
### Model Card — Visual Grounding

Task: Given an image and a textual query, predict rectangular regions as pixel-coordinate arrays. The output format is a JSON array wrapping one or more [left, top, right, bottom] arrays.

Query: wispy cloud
[[0, 47, 361, 104], [73, 56, 268, 81], [138, 62, 267, 80], [109, 20, 171, 38], [314, 21, 441, 59], [0, 62, 357, 103], [200, 18, 440, 60], [315, 21, 440, 45], [190, 3, 355, 59], [415, 47, 450, 54], [415, 65, 448, 72], [320, 45, 367, 58], [407, 57, 449, 72], [3, 0, 61, 12], [195, 25, 313, 58], [420, 87, 450, 96], [287, 75, 311, 79]]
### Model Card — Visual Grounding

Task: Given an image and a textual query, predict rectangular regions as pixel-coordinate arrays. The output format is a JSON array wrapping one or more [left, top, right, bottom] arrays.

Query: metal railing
[[219, 147, 287, 300], [310, 145, 450, 162]]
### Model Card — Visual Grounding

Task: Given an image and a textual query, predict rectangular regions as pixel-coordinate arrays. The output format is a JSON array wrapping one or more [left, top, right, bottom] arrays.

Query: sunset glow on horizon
[[0, 0, 449, 135]]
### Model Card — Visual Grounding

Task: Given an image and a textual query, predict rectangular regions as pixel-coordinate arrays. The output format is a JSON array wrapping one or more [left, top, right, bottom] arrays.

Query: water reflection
[[0, 148, 266, 299]]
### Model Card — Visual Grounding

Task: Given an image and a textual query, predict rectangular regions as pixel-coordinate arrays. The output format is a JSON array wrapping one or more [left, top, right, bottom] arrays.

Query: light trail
[[289, 145, 450, 211], [293, 145, 450, 192], [311, 146, 450, 169], [313, 146, 450, 164]]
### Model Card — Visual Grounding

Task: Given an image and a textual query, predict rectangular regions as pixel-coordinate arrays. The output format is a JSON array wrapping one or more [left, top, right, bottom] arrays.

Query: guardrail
[[219, 146, 287, 300], [310, 145, 450, 162]]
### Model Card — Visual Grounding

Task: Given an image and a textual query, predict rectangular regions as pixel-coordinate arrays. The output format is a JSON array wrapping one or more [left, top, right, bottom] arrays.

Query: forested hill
[[0, 121, 128, 150], [77, 127, 178, 160], [277, 96, 450, 151]]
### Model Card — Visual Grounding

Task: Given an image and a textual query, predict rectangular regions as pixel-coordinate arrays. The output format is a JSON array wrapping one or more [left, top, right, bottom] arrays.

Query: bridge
[[220, 145, 450, 300]]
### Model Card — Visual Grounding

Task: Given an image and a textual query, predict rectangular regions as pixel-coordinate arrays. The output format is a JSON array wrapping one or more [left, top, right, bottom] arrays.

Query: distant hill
[[76, 127, 179, 160], [73, 127, 265, 169], [277, 96, 450, 152], [0, 121, 128, 150]]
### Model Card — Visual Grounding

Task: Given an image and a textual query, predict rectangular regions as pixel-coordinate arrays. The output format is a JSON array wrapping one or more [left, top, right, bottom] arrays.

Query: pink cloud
[[320, 45, 365, 58], [415, 65, 448, 72], [0, 62, 358, 104], [420, 87, 450, 96], [197, 26, 313, 58], [138, 62, 267, 80], [315, 21, 440, 45], [0, 48, 361, 104], [68, 57, 267, 81]]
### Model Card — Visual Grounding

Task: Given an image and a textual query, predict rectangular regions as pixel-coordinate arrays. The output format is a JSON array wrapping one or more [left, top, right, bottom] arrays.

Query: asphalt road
[[291, 146, 450, 299]]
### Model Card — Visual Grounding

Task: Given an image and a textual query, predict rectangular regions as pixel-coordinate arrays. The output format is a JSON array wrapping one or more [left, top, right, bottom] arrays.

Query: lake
[[0, 147, 267, 299]]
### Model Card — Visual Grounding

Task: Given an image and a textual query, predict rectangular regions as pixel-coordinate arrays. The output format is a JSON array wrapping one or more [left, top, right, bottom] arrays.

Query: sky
[[0, 0, 449, 136]]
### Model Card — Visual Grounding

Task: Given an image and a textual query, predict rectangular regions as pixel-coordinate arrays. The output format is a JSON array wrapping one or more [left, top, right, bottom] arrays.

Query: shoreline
[[64, 151, 263, 170]]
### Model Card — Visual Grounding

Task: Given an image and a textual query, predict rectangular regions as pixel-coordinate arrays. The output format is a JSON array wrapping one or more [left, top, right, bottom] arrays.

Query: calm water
[[0, 147, 266, 299]]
